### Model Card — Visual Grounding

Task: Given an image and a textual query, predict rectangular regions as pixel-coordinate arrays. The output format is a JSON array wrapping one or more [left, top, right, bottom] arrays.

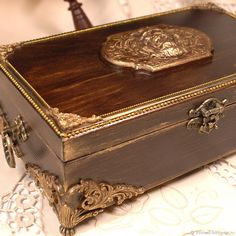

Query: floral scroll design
[[49, 108, 102, 131], [0, 43, 22, 63], [101, 24, 213, 72], [187, 98, 227, 134], [26, 164, 145, 236]]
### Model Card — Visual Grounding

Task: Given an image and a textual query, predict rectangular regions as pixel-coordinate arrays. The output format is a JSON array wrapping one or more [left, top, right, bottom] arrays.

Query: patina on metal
[[192, 2, 227, 13], [49, 108, 103, 131], [187, 98, 227, 134], [101, 24, 213, 72], [0, 43, 22, 63], [26, 164, 145, 236], [0, 106, 29, 168]]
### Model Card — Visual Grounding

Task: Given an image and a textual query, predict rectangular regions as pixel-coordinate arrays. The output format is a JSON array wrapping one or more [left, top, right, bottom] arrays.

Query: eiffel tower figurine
[[64, 0, 93, 30]]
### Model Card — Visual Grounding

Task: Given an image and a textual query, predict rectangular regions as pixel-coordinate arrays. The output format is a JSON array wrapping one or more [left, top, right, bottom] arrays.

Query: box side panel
[[64, 102, 236, 190], [64, 83, 236, 161], [0, 70, 64, 173]]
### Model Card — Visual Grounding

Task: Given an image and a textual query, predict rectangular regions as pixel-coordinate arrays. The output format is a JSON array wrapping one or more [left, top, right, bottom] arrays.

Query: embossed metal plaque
[[101, 24, 213, 72]]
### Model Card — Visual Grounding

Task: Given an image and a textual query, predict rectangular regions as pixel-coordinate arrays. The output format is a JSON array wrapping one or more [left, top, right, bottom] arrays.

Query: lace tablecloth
[[1, 1, 236, 236], [1, 141, 236, 236]]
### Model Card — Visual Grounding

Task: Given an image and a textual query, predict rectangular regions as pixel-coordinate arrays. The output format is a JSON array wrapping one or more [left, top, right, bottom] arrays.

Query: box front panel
[[65, 100, 236, 190], [64, 84, 236, 161]]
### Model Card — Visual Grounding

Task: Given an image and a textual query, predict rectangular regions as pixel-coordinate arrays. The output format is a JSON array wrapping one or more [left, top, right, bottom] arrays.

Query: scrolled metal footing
[[60, 226, 75, 236], [25, 164, 145, 236]]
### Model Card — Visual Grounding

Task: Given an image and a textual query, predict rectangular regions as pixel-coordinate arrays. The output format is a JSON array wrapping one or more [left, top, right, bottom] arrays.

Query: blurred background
[[0, 0, 236, 43]]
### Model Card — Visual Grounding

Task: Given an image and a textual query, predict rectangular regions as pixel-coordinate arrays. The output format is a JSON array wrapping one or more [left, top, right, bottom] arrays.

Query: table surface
[[1, 140, 236, 236], [1, 1, 236, 236]]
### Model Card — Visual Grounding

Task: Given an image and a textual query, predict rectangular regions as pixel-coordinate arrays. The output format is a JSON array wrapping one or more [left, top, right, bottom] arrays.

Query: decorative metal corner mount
[[26, 164, 145, 236], [192, 2, 227, 13], [49, 108, 103, 131], [187, 98, 227, 134], [0, 42, 22, 63], [101, 24, 213, 73]]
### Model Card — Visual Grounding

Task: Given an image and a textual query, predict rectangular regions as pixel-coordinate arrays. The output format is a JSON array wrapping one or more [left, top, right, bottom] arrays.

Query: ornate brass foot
[[59, 226, 75, 236], [26, 164, 145, 236]]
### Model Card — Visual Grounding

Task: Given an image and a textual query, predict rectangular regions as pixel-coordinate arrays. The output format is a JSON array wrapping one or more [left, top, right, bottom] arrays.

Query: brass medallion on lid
[[101, 24, 213, 72]]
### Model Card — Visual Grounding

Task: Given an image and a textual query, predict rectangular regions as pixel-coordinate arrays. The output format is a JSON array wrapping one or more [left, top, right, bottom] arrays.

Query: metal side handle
[[0, 106, 29, 168]]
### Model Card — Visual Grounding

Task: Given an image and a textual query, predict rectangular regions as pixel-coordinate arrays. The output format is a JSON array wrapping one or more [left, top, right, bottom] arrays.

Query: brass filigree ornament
[[101, 24, 213, 72], [0, 116, 4, 133], [193, 2, 227, 13], [50, 108, 103, 131], [0, 106, 29, 168], [0, 43, 22, 63], [26, 164, 145, 236], [187, 98, 227, 134]]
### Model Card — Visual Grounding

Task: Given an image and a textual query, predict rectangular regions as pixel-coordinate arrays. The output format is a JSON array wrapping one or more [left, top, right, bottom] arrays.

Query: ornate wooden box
[[1, 3, 236, 236]]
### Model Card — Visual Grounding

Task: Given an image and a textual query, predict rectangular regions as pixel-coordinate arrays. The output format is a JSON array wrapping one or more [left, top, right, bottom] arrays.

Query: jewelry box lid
[[1, 3, 236, 162]]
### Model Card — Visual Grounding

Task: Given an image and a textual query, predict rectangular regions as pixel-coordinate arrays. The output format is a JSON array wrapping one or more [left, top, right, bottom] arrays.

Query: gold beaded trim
[[22, 3, 233, 46], [0, 3, 236, 139], [2, 61, 236, 139], [101, 76, 236, 119], [0, 64, 63, 137]]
